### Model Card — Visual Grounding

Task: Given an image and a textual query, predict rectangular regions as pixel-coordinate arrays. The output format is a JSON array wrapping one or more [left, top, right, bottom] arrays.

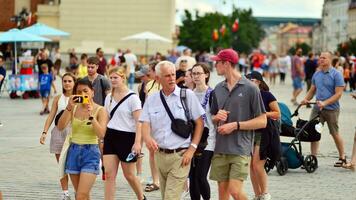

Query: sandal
[[144, 183, 160, 192], [334, 157, 347, 167], [342, 162, 356, 172]]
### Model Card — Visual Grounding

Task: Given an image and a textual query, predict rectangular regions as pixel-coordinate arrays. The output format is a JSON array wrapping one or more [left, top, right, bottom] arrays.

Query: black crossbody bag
[[160, 89, 194, 139]]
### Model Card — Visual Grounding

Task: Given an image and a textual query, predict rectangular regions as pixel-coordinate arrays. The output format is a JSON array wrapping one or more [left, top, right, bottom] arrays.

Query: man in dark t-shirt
[[304, 52, 318, 91], [36, 51, 53, 75]]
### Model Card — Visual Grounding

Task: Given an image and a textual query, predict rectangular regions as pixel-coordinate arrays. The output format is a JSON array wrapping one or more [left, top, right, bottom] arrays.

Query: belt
[[158, 147, 187, 154]]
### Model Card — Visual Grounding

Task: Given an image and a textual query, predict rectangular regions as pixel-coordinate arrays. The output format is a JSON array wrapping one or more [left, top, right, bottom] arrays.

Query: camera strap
[[109, 93, 135, 120]]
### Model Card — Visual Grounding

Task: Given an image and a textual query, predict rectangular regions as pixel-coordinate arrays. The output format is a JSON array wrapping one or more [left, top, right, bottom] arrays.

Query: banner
[[8, 74, 39, 91]]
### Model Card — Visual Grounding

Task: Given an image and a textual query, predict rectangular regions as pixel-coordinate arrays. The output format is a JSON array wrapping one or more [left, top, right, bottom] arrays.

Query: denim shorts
[[40, 89, 50, 98], [65, 143, 100, 175], [292, 77, 303, 89]]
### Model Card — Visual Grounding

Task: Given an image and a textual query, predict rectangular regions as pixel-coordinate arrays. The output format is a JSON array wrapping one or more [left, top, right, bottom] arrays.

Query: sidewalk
[[0, 71, 356, 199]]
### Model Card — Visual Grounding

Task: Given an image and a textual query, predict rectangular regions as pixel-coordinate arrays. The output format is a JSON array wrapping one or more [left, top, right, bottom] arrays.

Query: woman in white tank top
[[39, 72, 76, 200]]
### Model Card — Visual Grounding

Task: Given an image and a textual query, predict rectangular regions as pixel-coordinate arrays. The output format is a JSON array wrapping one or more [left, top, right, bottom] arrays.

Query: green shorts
[[209, 154, 250, 182]]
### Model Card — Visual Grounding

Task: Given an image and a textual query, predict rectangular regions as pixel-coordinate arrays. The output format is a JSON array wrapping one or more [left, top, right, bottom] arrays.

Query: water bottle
[[126, 152, 137, 162]]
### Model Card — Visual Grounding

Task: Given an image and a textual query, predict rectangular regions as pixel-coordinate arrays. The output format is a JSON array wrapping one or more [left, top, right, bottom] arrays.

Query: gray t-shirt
[[83, 74, 111, 106], [210, 77, 266, 156]]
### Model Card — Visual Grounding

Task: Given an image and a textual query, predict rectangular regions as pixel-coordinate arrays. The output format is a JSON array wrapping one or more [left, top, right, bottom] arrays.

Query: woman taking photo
[[103, 67, 146, 200], [247, 71, 280, 200], [40, 72, 76, 200], [58, 78, 108, 200], [190, 63, 215, 200]]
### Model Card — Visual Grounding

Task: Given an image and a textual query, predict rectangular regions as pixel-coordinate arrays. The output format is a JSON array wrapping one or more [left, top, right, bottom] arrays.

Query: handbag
[[54, 110, 64, 126], [160, 90, 193, 139]]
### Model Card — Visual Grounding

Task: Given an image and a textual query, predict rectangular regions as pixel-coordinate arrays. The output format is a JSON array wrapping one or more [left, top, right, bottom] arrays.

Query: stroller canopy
[[278, 102, 293, 126]]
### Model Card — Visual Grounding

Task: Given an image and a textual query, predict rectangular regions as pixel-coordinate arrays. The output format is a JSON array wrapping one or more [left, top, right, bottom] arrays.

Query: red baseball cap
[[211, 49, 239, 64]]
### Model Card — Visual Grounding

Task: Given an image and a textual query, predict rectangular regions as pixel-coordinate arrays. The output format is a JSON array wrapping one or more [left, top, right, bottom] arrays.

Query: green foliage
[[288, 42, 312, 55], [337, 38, 356, 56], [178, 7, 265, 54]]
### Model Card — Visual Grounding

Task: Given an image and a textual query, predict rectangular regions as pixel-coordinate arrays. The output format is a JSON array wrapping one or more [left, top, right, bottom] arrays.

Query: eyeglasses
[[192, 72, 205, 76]]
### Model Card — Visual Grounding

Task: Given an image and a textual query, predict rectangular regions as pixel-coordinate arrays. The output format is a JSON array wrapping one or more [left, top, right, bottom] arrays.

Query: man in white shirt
[[140, 61, 205, 200], [124, 49, 138, 90]]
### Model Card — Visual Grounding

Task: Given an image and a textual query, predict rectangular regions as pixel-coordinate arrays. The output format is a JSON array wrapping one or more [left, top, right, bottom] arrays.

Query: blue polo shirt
[[312, 67, 344, 110]]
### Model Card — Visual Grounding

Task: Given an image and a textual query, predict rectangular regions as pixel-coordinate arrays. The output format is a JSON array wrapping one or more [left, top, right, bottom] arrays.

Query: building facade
[[347, 0, 356, 39], [320, 0, 350, 51]]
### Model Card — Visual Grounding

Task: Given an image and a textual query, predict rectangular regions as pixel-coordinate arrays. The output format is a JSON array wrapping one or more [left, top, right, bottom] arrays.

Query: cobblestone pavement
[[0, 71, 356, 200]]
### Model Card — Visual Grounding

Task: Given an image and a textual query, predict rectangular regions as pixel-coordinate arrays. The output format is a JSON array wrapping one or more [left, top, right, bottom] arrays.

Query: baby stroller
[[265, 102, 322, 176]]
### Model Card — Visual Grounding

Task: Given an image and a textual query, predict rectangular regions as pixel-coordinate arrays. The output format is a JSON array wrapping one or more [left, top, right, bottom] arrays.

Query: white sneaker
[[252, 196, 260, 200], [61, 194, 71, 200], [260, 193, 271, 200]]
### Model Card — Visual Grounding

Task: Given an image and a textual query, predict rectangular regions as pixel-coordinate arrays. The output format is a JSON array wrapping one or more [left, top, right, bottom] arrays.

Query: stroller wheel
[[304, 155, 318, 173], [264, 158, 272, 174], [276, 157, 288, 176]]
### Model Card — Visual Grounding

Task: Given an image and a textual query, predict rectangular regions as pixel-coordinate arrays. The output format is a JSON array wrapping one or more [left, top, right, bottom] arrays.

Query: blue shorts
[[40, 90, 50, 98], [292, 77, 303, 90], [65, 143, 100, 175]]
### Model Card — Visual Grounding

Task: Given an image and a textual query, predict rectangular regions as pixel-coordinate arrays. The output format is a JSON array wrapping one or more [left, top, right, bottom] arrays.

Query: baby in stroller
[[268, 102, 322, 175]]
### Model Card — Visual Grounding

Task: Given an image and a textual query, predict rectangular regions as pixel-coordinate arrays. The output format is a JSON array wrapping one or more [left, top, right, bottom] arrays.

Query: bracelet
[[237, 121, 240, 131]]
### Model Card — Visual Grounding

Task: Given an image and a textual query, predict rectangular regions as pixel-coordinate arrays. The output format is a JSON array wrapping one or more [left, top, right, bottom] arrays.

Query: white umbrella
[[121, 31, 172, 58], [0, 28, 51, 74]]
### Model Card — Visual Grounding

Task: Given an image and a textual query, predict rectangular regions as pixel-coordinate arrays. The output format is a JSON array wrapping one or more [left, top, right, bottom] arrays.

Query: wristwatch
[[190, 143, 198, 149]]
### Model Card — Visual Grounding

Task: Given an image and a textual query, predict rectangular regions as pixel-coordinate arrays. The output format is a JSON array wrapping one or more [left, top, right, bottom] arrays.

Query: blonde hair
[[108, 67, 128, 107]]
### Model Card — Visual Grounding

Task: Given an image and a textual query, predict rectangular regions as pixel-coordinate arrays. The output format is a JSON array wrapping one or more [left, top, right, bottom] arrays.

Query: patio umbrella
[[0, 28, 51, 74], [121, 31, 172, 58], [22, 22, 70, 38]]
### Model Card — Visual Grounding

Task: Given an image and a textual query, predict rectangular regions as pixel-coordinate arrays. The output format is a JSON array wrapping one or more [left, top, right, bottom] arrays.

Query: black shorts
[[103, 128, 137, 163]]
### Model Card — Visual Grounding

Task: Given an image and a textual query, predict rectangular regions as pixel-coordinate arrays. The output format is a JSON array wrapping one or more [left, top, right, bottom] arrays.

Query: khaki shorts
[[210, 154, 250, 182], [311, 108, 339, 134]]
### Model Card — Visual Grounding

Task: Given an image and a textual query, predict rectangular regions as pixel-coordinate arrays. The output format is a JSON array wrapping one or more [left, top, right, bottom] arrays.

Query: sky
[[176, 0, 324, 25]]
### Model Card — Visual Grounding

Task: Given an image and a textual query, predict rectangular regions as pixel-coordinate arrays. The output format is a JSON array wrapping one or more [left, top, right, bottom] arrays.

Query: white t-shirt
[[105, 91, 142, 133], [194, 89, 216, 151], [124, 53, 138, 74]]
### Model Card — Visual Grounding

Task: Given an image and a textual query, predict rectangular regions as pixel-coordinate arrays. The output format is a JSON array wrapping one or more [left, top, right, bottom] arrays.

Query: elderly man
[[210, 49, 267, 200], [140, 61, 205, 200], [301, 51, 346, 167]]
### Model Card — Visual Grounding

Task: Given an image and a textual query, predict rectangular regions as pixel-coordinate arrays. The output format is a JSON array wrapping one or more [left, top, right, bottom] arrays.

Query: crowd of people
[[0, 45, 351, 200]]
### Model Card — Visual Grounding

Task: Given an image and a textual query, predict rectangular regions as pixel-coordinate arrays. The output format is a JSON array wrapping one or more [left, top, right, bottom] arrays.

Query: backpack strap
[[180, 88, 191, 121]]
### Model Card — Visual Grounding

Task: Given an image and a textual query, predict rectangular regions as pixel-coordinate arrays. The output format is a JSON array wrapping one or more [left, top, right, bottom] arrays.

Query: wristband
[[190, 143, 198, 149], [42, 131, 47, 135], [237, 121, 240, 131]]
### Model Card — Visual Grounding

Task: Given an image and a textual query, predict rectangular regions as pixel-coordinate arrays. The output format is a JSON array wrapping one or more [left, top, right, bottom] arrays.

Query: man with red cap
[[209, 49, 267, 200]]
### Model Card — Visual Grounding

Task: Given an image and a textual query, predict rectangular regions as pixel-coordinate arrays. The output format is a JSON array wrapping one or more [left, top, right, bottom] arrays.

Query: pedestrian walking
[[140, 61, 205, 200], [190, 63, 215, 200], [39, 63, 56, 115], [291, 48, 305, 105], [58, 78, 108, 200], [39, 72, 76, 200], [246, 71, 281, 200], [103, 67, 146, 200], [209, 49, 267, 200], [301, 51, 346, 167]]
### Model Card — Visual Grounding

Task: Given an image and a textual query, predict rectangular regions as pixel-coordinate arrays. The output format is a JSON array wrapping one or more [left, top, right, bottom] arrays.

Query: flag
[[219, 24, 226, 37], [232, 19, 239, 32], [212, 29, 219, 41]]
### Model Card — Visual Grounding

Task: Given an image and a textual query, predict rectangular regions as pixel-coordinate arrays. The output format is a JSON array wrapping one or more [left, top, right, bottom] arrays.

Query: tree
[[178, 7, 265, 54], [337, 38, 356, 56], [288, 42, 312, 55]]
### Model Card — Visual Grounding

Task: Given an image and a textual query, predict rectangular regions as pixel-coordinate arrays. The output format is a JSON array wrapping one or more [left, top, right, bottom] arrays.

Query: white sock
[[63, 190, 69, 196]]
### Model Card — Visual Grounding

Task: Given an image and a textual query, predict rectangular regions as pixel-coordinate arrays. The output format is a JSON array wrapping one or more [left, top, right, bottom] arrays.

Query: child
[[39, 63, 54, 115]]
